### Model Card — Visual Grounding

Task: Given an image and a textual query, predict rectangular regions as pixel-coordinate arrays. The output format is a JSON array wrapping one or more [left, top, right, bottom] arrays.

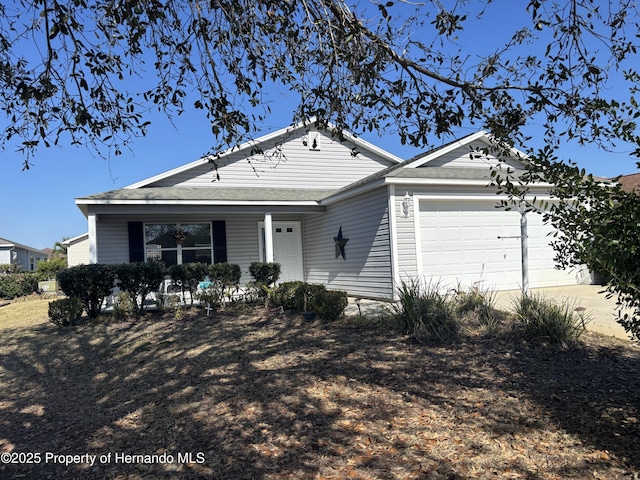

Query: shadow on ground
[[0, 306, 639, 479]]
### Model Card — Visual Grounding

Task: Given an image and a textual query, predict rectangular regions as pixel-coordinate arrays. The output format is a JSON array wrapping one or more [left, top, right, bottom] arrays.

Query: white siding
[[67, 237, 90, 266], [394, 194, 419, 281], [148, 129, 396, 190], [0, 248, 10, 265], [304, 188, 393, 299], [422, 139, 526, 170]]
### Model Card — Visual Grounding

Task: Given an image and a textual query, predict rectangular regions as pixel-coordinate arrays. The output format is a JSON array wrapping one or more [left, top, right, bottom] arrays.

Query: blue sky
[[1, 1, 638, 251]]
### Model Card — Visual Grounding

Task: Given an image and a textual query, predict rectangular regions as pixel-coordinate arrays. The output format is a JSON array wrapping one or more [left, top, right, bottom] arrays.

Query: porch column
[[264, 212, 274, 262], [88, 213, 98, 264]]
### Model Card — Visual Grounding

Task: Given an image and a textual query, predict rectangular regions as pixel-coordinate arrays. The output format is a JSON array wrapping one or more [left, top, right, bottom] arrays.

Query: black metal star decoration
[[334, 225, 349, 260]]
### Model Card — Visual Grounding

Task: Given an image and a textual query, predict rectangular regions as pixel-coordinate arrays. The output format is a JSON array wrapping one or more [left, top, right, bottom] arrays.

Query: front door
[[260, 221, 304, 282]]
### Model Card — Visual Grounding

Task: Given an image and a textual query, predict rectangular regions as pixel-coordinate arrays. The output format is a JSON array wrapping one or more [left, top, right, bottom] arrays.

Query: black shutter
[[128, 222, 145, 262], [212, 220, 227, 263]]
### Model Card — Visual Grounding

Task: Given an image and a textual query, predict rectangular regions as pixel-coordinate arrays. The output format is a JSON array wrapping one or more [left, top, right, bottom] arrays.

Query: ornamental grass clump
[[512, 292, 590, 344], [390, 279, 459, 341], [455, 284, 499, 330]]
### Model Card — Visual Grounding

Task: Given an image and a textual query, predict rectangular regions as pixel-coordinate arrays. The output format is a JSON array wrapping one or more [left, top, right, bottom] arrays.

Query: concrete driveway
[[494, 285, 634, 341]]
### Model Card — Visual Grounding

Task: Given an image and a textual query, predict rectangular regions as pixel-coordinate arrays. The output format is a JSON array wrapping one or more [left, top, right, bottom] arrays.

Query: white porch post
[[264, 212, 274, 262], [88, 213, 98, 264], [519, 204, 529, 294]]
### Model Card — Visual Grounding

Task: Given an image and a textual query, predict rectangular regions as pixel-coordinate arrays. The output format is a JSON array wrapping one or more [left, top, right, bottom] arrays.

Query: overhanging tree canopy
[[1, 0, 638, 166]]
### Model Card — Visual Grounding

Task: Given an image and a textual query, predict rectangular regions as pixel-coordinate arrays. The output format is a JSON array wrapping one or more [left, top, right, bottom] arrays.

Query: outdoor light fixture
[[401, 192, 412, 218]]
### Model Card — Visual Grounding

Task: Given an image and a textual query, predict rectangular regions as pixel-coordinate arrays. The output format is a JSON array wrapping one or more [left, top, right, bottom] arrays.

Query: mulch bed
[[0, 305, 639, 479]]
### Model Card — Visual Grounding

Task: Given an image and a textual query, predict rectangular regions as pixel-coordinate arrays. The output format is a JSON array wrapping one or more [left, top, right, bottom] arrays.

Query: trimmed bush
[[268, 282, 347, 320], [314, 289, 348, 321], [169, 263, 208, 306], [249, 262, 281, 303], [0, 273, 39, 300], [48, 297, 83, 326], [58, 264, 117, 318], [209, 262, 242, 301], [292, 283, 327, 312], [115, 262, 167, 315], [249, 262, 281, 287], [268, 281, 304, 310], [35, 258, 67, 281], [512, 292, 589, 344]]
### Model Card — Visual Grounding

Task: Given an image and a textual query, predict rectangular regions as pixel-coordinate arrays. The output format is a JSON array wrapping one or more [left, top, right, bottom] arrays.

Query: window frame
[[143, 222, 213, 266]]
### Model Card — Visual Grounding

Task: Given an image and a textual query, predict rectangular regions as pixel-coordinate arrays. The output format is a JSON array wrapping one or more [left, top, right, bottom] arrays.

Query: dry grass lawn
[[0, 298, 639, 479]]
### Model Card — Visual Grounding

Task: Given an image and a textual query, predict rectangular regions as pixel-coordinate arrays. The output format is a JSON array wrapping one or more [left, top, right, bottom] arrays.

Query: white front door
[[259, 221, 304, 282]]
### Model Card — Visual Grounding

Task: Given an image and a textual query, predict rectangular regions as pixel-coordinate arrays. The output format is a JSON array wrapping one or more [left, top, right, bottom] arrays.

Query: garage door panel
[[419, 200, 574, 290], [462, 226, 483, 241]]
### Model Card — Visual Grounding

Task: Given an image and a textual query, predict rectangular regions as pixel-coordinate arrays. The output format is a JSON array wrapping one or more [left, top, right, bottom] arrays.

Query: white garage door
[[419, 200, 575, 291]]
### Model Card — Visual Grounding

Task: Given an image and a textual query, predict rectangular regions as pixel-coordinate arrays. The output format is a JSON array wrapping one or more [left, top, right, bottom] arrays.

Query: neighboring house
[[616, 172, 640, 193], [75, 123, 588, 300], [0, 237, 49, 271], [63, 233, 90, 267]]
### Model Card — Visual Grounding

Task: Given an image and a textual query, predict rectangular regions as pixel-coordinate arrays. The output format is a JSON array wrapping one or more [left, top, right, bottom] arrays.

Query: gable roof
[[125, 120, 403, 190], [404, 131, 528, 168], [321, 132, 538, 204], [0, 237, 48, 254]]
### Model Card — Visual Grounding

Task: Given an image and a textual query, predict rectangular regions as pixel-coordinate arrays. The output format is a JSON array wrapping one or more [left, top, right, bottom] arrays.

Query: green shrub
[[169, 263, 208, 306], [112, 291, 136, 319], [512, 292, 589, 344], [292, 283, 327, 312], [242, 281, 263, 305], [249, 262, 281, 287], [197, 287, 222, 313], [115, 262, 167, 315], [389, 279, 459, 341], [58, 264, 117, 318], [0, 273, 39, 299], [268, 281, 304, 310], [0, 263, 23, 274], [209, 262, 242, 301], [314, 289, 348, 321], [48, 297, 83, 326], [35, 258, 67, 281]]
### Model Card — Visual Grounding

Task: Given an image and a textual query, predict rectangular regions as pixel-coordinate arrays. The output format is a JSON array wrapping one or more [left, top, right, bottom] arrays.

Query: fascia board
[[409, 131, 532, 169], [75, 198, 322, 207], [408, 131, 487, 168], [339, 130, 403, 164], [125, 123, 306, 189], [62, 233, 89, 245]]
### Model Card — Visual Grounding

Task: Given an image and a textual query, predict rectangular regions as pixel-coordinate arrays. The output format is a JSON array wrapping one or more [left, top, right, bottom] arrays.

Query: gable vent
[[304, 130, 321, 151]]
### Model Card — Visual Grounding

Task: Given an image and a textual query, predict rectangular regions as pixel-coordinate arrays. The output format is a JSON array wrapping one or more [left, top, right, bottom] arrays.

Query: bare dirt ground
[[1, 304, 639, 479]]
